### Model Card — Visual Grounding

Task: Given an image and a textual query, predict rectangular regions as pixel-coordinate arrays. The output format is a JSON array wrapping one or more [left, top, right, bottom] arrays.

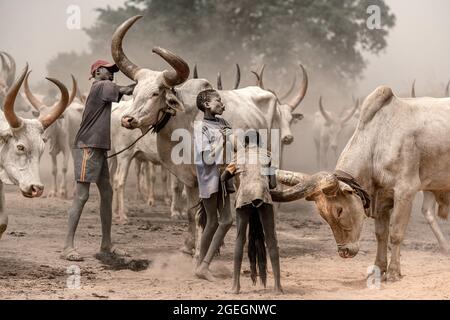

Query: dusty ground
[[1, 176, 450, 300]]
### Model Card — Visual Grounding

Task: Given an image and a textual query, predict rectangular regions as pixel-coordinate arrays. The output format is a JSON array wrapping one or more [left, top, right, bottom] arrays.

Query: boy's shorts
[[73, 148, 109, 183]]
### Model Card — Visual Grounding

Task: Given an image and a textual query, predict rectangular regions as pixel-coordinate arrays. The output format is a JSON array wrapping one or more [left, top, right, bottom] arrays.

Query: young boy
[[194, 89, 234, 281], [221, 130, 283, 294]]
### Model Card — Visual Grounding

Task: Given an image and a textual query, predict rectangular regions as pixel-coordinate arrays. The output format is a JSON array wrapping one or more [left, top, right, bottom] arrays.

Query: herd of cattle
[[1, 15, 450, 283]]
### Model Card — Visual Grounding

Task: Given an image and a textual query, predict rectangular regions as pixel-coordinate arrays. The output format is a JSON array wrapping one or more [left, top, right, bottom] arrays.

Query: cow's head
[[251, 64, 307, 145], [318, 97, 358, 157], [271, 170, 368, 258], [0, 64, 69, 199], [110, 16, 189, 131]]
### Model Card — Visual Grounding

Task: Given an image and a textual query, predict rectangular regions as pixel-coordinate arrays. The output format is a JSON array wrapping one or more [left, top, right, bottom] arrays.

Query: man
[[61, 60, 135, 261], [194, 89, 234, 281]]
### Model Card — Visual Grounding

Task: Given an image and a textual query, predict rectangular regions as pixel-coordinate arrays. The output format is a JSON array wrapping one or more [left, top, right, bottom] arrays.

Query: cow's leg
[[134, 159, 144, 201], [48, 154, 58, 197], [113, 154, 132, 224], [59, 149, 69, 199], [374, 194, 393, 276], [0, 182, 7, 240], [422, 191, 450, 253], [145, 163, 156, 207], [386, 191, 415, 281], [170, 174, 184, 220], [181, 186, 200, 258], [161, 166, 171, 206]]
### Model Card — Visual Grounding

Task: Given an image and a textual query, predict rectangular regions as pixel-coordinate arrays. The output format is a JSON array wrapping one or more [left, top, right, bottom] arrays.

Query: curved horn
[[279, 73, 296, 101], [111, 15, 143, 80], [318, 96, 333, 123], [1, 52, 16, 88], [152, 46, 190, 87], [287, 64, 308, 111], [411, 79, 416, 98], [271, 172, 339, 202], [217, 72, 223, 90], [0, 53, 8, 81], [68, 74, 78, 105], [341, 98, 359, 123], [24, 70, 45, 110], [38, 78, 69, 129], [3, 64, 28, 128], [445, 80, 450, 97], [193, 64, 198, 79], [234, 64, 241, 89]]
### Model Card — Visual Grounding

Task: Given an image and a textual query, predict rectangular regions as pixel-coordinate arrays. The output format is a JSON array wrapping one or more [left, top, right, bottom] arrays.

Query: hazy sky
[[1, 0, 450, 96]]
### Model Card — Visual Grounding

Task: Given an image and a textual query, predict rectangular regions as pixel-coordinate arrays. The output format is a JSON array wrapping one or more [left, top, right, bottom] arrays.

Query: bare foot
[[195, 264, 215, 282], [226, 285, 240, 294], [274, 286, 284, 295]]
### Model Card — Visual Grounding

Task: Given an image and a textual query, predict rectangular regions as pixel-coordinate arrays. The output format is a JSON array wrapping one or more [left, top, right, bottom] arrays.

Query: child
[[194, 89, 234, 281], [221, 130, 282, 294]]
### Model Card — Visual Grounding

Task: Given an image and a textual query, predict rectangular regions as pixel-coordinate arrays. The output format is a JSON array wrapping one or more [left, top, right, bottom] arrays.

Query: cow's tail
[[248, 208, 267, 287]]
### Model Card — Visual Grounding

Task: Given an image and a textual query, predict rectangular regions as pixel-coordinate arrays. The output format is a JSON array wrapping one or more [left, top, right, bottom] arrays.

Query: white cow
[[272, 85, 450, 282], [112, 16, 286, 257], [109, 100, 184, 224], [23, 72, 82, 198], [312, 97, 358, 169], [0, 64, 69, 239]]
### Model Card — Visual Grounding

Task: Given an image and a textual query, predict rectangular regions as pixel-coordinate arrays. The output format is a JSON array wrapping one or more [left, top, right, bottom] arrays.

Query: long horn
[[234, 64, 241, 89], [341, 98, 359, 123], [38, 78, 69, 129], [193, 64, 198, 79], [3, 64, 28, 128], [68, 74, 78, 105], [271, 171, 339, 202], [411, 79, 416, 98], [217, 72, 223, 90], [318, 96, 333, 123], [287, 64, 308, 111], [111, 15, 143, 80], [24, 70, 45, 110], [0, 53, 8, 81], [1, 52, 16, 88], [152, 47, 190, 87], [279, 73, 296, 101], [445, 80, 450, 97]]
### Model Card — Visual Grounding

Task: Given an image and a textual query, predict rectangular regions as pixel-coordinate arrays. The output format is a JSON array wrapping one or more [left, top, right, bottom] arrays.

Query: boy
[[221, 130, 283, 294], [61, 60, 135, 261], [194, 89, 234, 281]]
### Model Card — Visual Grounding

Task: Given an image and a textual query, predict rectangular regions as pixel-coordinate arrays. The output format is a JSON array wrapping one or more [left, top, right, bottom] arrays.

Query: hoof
[[170, 210, 183, 220], [384, 270, 402, 282], [147, 198, 155, 207], [46, 190, 57, 198]]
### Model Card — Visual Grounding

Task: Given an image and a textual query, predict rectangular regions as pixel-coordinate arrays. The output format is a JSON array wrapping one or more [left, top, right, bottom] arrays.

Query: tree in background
[[47, 0, 395, 100]]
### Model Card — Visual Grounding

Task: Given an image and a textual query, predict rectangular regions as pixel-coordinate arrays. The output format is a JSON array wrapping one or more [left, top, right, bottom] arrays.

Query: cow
[[109, 100, 185, 223], [111, 15, 299, 257], [272, 85, 450, 282], [0, 64, 69, 239], [0, 51, 30, 113], [23, 72, 82, 198], [312, 96, 358, 169]]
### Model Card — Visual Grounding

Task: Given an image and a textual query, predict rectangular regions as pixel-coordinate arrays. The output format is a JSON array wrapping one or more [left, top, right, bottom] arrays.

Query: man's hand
[[119, 83, 136, 96]]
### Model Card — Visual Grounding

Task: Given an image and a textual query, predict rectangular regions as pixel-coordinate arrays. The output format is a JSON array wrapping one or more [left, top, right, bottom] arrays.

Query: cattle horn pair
[[111, 15, 190, 87], [319, 96, 358, 124], [217, 64, 241, 90], [3, 64, 69, 129], [252, 64, 308, 111], [0, 51, 16, 88], [270, 170, 339, 202], [24, 72, 77, 111]]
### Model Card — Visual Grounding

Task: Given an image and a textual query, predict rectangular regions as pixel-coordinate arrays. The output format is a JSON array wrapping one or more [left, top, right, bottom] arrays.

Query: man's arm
[[117, 83, 136, 96]]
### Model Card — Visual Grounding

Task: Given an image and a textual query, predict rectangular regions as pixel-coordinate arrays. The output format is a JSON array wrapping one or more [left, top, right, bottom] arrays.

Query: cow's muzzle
[[121, 116, 139, 129], [338, 243, 359, 259], [21, 184, 44, 198]]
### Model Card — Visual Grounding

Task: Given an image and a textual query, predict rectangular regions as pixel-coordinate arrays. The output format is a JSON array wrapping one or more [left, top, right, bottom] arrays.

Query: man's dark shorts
[[73, 148, 109, 183]]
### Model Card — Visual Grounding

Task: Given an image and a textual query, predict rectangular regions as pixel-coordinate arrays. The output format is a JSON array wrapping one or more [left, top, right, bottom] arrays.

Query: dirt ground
[[1, 174, 450, 300]]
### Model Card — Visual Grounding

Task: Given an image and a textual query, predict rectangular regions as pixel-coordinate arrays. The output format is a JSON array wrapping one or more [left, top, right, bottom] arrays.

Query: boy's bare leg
[[259, 204, 283, 294], [196, 193, 232, 281], [196, 193, 219, 268], [62, 182, 90, 261], [230, 207, 250, 294]]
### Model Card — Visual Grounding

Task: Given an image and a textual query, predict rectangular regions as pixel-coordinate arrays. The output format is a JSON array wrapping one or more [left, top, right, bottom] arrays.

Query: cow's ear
[[165, 89, 185, 113], [338, 181, 353, 195], [0, 128, 12, 144], [292, 113, 304, 121]]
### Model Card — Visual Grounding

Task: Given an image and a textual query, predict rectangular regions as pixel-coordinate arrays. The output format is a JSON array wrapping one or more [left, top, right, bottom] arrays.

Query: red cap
[[89, 60, 119, 79]]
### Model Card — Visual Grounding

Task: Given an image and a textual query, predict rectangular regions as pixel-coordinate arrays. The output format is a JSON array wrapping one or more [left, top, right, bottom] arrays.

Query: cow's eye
[[336, 207, 343, 218], [17, 144, 25, 152], [152, 92, 159, 98]]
